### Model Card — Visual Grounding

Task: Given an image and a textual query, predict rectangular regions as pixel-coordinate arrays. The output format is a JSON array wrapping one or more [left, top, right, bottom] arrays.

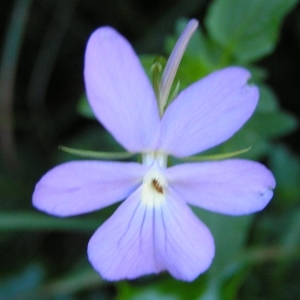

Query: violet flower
[[33, 20, 275, 281]]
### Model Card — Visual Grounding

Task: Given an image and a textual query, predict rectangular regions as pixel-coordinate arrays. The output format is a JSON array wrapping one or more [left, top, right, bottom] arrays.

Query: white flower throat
[[141, 152, 168, 207]]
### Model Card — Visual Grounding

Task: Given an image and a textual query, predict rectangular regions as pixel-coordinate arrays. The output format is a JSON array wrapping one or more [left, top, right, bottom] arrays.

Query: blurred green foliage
[[0, 0, 300, 299]]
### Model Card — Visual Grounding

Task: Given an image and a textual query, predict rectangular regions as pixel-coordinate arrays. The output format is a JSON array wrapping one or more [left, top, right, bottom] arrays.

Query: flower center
[[141, 152, 168, 207]]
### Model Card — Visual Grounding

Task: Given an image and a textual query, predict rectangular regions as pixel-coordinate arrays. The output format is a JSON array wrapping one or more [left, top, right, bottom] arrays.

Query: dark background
[[0, 0, 299, 176], [0, 0, 299, 299]]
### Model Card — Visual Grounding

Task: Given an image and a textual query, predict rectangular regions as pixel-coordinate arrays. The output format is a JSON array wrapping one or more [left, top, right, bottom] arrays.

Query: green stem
[[0, 212, 100, 232], [181, 147, 251, 162], [59, 145, 135, 160]]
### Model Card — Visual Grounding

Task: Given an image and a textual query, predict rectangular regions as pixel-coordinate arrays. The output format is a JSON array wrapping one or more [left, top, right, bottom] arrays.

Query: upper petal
[[158, 67, 259, 157], [166, 159, 276, 215], [33, 161, 145, 216], [84, 27, 160, 152]]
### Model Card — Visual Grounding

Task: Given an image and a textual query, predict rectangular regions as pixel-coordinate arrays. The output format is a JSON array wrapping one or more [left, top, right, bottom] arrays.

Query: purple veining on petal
[[166, 159, 276, 215], [88, 187, 215, 281], [88, 188, 164, 280], [154, 188, 215, 281], [159, 67, 259, 157], [33, 161, 146, 216]]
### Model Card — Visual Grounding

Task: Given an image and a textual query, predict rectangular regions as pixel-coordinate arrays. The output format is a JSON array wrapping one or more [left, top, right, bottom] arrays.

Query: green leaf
[[28, 267, 102, 299], [256, 84, 279, 113], [193, 208, 253, 276], [204, 128, 270, 161], [206, 0, 298, 62], [281, 210, 300, 251], [248, 110, 298, 138], [269, 145, 300, 203], [117, 276, 207, 300], [0, 263, 45, 299], [77, 94, 95, 119], [247, 66, 268, 83]]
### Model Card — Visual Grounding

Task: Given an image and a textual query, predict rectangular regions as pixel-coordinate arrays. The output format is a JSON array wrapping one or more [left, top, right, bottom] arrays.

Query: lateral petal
[[166, 159, 276, 215], [159, 67, 259, 157], [84, 27, 160, 152], [33, 161, 145, 216]]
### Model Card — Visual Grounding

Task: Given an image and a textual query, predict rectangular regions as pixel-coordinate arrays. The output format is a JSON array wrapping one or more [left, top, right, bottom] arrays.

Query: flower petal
[[166, 159, 276, 215], [158, 67, 259, 157], [33, 161, 145, 216], [154, 189, 215, 281], [88, 188, 164, 280], [88, 187, 214, 281], [84, 27, 160, 152]]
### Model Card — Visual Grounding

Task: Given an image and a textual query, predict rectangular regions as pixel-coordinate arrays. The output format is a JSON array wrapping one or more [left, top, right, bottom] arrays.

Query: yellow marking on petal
[[141, 159, 167, 207]]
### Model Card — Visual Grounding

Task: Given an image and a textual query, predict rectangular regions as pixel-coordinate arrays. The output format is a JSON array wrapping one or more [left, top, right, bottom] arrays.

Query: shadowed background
[[0, 0, 300, 299]]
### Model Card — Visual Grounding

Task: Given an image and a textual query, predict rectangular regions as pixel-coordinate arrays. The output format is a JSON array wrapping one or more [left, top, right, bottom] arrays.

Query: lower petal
[[88, 187, 215, 281], [154, 189, 215, 281], [166, 159, 276, 215], [33, 161, 145, 216], [88, 188, 164, 280]]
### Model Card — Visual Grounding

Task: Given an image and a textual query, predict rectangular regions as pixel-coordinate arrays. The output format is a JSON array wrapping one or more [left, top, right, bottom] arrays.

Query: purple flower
[[33, 21, 275, 281]]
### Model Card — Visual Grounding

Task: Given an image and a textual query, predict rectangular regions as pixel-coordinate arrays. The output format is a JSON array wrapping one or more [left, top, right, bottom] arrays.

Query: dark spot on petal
[[152, 179, 163, 194]]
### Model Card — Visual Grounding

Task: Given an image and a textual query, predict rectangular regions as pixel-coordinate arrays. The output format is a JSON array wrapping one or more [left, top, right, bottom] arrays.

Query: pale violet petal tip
[[33, 161, 145, 217], [84, 27, 160, 152]]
